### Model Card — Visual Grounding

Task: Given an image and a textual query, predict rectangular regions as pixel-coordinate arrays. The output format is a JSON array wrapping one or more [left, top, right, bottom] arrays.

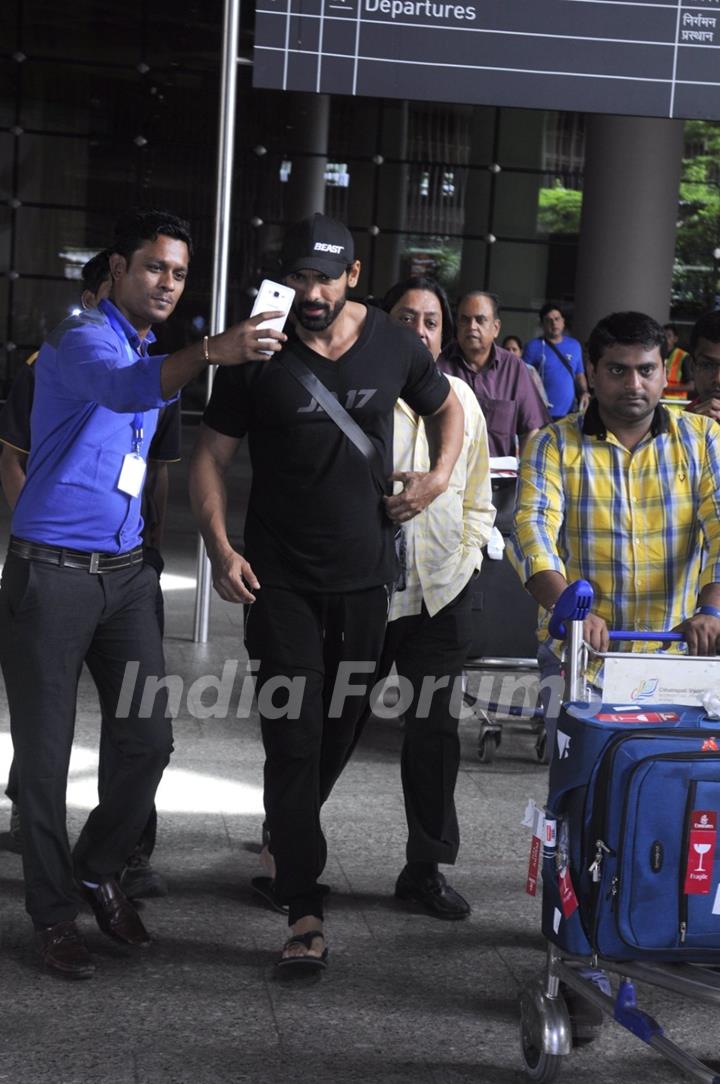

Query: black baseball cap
[[279, 213, 354, 279]]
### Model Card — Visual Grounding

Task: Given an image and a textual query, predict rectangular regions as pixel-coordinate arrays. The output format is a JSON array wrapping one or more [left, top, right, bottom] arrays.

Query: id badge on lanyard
[[117, 412, 146, 497], [106, 310, 147, 498]]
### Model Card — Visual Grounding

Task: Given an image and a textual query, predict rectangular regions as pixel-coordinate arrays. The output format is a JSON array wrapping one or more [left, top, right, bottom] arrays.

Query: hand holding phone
[[250, 279, 295, 354]]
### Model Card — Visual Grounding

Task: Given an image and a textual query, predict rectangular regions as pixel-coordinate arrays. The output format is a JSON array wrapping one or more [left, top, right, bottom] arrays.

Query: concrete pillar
[[573, 115, 684, 341], [371, 100, 409, 297], [284, 92, 329, 220], [458, 106, 494, 295]]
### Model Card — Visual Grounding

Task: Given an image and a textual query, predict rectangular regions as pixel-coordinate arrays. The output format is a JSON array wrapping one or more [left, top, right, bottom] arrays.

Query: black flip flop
[[276, 929, 328, 973]]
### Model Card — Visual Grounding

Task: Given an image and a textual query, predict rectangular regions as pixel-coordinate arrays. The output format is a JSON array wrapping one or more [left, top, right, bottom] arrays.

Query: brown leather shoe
[[79, 878, 151, 946], [35, 920, 96, 979]]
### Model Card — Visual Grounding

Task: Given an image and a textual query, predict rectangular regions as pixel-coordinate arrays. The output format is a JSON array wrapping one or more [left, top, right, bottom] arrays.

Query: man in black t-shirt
[[189, 213, 463, 971]]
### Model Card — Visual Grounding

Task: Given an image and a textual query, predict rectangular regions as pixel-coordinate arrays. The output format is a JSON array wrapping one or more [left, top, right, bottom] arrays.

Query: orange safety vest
[[665, 346, 690, 399]]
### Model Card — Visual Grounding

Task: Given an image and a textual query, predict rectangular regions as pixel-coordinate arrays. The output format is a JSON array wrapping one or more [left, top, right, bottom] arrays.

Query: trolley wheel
[[477, 732, 499, 764], [519, 989, 563, 1083]]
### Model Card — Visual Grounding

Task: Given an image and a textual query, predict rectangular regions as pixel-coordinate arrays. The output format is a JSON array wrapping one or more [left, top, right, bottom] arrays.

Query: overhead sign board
[[253, 0, 720, 120]]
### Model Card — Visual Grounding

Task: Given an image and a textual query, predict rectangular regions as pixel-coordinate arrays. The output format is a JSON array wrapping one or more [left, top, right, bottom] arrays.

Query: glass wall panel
[[20, 62, 145, 138], [0, 61, 16, 128], [10, 277, 80, 351], [14, 206, 109, 277], [0, 134, 14, 199], [21, 1, 144, 65], [0, 206, 12, 273], [16, 134, 90, 204], [489, 240, 550, 310], [493, 171, 564, 240]]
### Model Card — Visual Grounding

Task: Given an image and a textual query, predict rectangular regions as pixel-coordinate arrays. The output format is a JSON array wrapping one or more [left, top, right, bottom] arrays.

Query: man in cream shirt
[[380, 277, 495, 918]]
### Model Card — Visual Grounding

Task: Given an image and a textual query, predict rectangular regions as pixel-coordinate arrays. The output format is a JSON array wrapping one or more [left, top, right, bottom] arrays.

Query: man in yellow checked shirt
[[509, 311, 720, 760]]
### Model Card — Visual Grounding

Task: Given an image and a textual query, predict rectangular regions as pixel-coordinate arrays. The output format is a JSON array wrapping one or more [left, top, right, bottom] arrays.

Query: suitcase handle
[[549, 582, 687, 644]]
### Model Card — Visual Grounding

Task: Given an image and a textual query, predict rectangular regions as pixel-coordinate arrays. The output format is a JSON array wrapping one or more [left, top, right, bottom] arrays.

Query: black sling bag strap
[[276, 352, 390, 496], [543, 337, 577, 381]]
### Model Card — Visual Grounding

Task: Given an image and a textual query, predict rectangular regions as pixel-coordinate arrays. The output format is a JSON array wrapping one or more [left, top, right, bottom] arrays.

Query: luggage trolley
[[520, 580, 720, 1082], [462, 460, 544, 764]]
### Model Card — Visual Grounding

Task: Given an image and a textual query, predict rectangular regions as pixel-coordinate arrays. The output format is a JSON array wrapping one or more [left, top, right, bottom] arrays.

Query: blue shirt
[[12, 299, 173, 553], [523, 334, 584, 419]]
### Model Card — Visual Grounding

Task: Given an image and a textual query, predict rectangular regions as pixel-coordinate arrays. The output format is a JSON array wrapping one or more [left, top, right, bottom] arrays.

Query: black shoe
[[78, 878, 151, 946], [7, 802, 22, 853], [395, 865, 471, 920], [119, 850, 168, 899], [35, 920, 95, 979]]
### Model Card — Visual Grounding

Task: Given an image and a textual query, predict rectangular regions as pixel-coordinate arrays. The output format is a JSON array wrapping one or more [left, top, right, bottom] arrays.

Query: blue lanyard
[[132, 413, 144, 454], [103, 305, 145, 454]]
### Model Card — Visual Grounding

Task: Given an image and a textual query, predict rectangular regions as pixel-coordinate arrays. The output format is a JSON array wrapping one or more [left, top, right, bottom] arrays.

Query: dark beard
[[294, 296, 346, 331]]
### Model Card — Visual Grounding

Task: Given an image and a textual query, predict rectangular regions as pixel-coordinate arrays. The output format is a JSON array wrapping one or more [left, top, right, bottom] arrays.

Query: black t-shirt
[[203, 305, 450, 592]]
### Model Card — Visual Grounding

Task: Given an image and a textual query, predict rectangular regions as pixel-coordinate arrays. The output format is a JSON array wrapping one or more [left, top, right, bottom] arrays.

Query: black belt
[[9, 537, 144, 574]]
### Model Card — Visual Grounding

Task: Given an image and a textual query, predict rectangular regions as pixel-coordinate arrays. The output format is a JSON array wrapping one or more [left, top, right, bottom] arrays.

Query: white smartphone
[[250, 278, 295, 353]]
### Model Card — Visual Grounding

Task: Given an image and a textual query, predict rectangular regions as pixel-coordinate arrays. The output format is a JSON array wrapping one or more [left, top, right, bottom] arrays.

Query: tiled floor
[[0, 430, 713, 1083]]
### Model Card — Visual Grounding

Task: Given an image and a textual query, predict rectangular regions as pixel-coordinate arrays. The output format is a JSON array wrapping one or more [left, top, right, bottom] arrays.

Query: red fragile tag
[[526, 835, 541, 896], [684, 810, 717, 895], [702, 738, 719, 752], [596, 712, 679, 723], [558, 867, 579, 918]]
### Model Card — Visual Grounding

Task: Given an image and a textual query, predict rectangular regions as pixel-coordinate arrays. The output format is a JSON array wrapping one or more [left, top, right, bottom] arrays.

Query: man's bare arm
[[188, 425, 259, 603], [160, 312, 287, 400], [675, 583, 720, 656], [0, 445, 28, 510], [144, 461, 168, 550], [526, 569, 609, 652], [575, 372, 591, 412]]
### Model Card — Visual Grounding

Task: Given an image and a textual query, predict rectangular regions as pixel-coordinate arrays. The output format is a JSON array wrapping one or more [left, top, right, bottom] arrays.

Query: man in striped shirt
[[509, 311, 720, 756]]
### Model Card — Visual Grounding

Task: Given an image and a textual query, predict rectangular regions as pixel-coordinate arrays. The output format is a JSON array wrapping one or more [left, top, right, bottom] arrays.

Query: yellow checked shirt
[[389, 376, 495, 621], [508, 401, 720, 665]]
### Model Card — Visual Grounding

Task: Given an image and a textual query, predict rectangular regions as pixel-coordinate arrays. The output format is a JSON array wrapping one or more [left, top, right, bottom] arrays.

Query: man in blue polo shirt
[[0, 250, 177, 900], [523, 301, 590, 420], [0, 210, 286, 978]]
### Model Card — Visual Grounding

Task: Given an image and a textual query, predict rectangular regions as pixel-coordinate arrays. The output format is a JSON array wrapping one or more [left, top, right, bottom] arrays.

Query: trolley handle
[[607, 630, 684, 643]]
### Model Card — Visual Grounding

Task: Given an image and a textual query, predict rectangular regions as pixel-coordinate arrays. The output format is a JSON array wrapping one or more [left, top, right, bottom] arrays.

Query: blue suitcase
[[542, 700, 720, 962]]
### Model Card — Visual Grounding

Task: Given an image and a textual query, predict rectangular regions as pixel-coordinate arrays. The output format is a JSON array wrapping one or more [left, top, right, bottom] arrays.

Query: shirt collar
[[581, 397, 670, 441], [448, 340, 498, 372], [98, 298, 156, 352]]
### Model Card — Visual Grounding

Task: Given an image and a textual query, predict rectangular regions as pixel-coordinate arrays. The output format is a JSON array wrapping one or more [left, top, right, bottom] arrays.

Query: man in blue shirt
[[523, 301, 590, 420], [0, 251, 178, 900], [0, 210, 286, 978]]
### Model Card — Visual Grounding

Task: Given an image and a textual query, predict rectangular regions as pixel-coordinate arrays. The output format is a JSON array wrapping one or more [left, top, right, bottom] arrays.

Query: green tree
[[537, 182, 582, 236], [674, 121, 720, 309]]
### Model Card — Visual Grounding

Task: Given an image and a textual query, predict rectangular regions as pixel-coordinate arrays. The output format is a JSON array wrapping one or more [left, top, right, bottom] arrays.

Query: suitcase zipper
[[678, 781, 697, 946]]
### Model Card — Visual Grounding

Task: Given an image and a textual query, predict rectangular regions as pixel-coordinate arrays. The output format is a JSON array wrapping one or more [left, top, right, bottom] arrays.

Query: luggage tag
[[684, 810, 717, 896], [523, 800, 546, 896], [556, 819, 578, 918], [117, 413, 146, 498], [527, 835, 541, 896], [558, 867, 579, 918]]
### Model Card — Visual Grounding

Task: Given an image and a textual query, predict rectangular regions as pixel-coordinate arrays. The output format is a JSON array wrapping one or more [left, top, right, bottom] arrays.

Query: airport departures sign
[[253, 0, 720, 120]]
